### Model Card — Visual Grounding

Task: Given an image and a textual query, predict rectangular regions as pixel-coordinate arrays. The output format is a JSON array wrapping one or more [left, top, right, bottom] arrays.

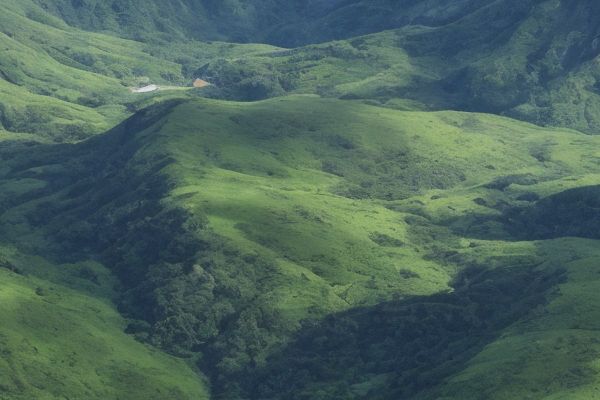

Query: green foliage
[[0, 0, 277, 142], [185, 0, 600, 133], [2, 95, 600, 398], [3, 2, 600, 399], [30, 0, 498, 46], [198, 58, 286, 100], [249, 265, 566, 400], [0, 256, 208, 400], [505, 185, 600, 240]]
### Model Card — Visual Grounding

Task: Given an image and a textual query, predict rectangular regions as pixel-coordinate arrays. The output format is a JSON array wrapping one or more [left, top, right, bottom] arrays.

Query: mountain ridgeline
[[33, 0, 499, 46], [2, 1, 600, 400], [192, 0, 600, 133], [3, 0, 600, 140]]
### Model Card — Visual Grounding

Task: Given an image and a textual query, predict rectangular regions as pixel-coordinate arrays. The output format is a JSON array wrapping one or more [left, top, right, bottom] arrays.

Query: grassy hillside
[[0, 250, 208, 400], [0, 0, 175, 140], [33, 0, 496, 46], [196, 0, 600, 133], [196, 31, 422, 103], [3, 1, 600, 398], [0, 0, 277, 142], [5, 0, 600, 141], [396, 0, 600, 133], [2, 95, 600, 398]]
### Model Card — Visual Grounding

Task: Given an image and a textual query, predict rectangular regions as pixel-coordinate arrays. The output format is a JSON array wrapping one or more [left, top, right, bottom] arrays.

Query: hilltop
[[2, 96, 600, 398]]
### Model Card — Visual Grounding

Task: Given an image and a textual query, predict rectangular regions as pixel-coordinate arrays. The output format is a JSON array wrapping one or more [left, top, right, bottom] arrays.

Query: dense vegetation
[[249, 265, 566, 400], [5, 0, 600, 140], [505, 185, 600, 240], [194, 0, 600, 133], [3, 95, 600, 398], [0, 265, 209, 400], [32, 0, 498, 46], [0, 0, 276, 141], [3, 1, 600, 399]]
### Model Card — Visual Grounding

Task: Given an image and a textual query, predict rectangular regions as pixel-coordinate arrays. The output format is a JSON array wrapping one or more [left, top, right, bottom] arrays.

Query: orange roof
[[193, 79, 209, 88]]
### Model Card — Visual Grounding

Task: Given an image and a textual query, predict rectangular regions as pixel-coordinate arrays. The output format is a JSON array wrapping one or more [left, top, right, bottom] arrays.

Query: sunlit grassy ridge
[[159, 99, 600, 399], [1, 95, 600, 398]]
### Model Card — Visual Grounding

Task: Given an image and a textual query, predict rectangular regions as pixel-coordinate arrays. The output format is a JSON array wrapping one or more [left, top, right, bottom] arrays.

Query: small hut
[[193, 78, 210, 88]]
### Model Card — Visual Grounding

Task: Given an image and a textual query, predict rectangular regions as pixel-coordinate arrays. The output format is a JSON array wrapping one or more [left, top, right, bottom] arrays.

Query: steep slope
[[265, 0, 498, 47], [0, 252, 209, 400], [0, 0, 179, 141], [33, 0, 296, 43], [396, 0, 600, 133], [2, 96, 600, 398], [5, 0, 600, 140], [33, 0, 496, 46]]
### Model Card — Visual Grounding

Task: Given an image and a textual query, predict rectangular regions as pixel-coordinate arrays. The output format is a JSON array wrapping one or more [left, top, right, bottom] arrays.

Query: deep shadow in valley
[[229, 263, 566, 400], [447, 185, 600, 242]]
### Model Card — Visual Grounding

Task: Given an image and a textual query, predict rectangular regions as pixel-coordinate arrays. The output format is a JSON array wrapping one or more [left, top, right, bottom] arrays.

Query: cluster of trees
[[197, 59, 287, 101], [241, 265, 565, 400], [2, 102, 294, 397], [505, 185, 600, 240], [194, 41, 375, 102]]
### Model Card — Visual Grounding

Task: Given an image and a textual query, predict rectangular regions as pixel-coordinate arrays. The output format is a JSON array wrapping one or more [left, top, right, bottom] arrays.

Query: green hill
[[0, 0, 177, 140], [0, 252, 209, 400], [192, 0, 600, 133], [4, 0, 600, 140], [2, 95, 600, 398], [3, 1, 600, 399], [0, 0, 276, 142]]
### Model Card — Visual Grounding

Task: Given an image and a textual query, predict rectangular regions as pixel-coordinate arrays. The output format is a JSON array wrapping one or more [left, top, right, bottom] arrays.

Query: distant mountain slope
[[0, 0, 276, 142], [33, 0, 305, 43], [3, 96, 600, 398], [6, 0, 600, 136], [0, 0, 178, 141], [266, 0, 498, 47], [33, 0, 497, 45], [396, 0, 600, 133], [197, 0, 600, 133]]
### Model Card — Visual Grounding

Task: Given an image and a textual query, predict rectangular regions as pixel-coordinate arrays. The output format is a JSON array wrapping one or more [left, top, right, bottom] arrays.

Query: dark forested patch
[[0, 101, 296, 391], [240, 265, 565, 400], [504, 185, 600, 240]]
